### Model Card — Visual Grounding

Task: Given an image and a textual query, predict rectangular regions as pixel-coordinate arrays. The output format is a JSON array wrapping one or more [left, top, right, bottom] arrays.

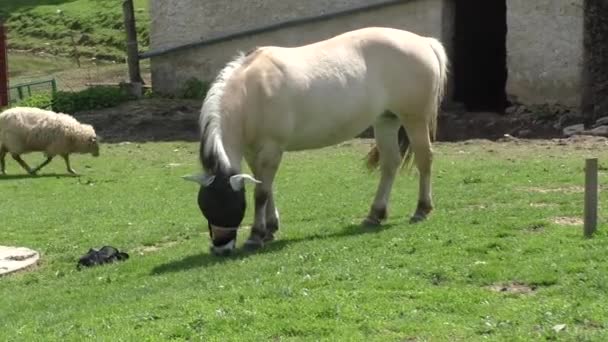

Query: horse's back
[[238, 27, 444, 150]]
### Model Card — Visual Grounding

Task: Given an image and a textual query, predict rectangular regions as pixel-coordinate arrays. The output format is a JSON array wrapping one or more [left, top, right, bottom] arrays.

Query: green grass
[[1, 139, 608, 340], [3, 0, 150, 62]]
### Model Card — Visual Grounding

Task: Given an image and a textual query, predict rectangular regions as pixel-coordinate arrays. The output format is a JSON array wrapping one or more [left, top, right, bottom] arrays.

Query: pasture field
[[1, 137, 608, 341]]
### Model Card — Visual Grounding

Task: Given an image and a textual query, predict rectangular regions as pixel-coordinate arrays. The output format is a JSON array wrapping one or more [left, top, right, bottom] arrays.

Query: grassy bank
[[2, 0, 150, 62]]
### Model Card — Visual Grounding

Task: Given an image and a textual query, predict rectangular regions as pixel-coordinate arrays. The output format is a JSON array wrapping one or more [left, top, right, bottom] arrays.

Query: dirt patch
[[68, 98, 585, 143], [524, 186, 584, 194], [488, 282, 537, 294], [529, 202, 556, 208], [69, 97, 608, 146], [133, 241, 179, 255], [73, 98, 202, 143], [553, 216, 583, 226]]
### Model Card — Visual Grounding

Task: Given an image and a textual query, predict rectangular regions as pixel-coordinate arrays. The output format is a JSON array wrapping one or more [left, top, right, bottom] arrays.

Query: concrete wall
[[149, 0, 448, 95], [506, 0, 584, 107]]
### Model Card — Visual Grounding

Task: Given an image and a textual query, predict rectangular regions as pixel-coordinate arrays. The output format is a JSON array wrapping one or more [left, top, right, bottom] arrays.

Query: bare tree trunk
[[122, 0, 144, 85]]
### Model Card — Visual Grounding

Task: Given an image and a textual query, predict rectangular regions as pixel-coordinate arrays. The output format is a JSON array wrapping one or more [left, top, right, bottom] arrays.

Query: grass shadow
[[150, 222, 397, 275], [0, 173, 77, 180]]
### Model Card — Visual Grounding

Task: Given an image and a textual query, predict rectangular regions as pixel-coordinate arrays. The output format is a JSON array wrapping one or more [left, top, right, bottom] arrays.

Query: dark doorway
[[453, 0, 508, 112], [582, 0, 608, 124]]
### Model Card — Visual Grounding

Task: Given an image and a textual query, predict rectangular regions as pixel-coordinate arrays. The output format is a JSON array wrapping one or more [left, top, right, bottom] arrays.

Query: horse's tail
[[426, 37, 449, 141], [366, 38, 448, 172], [365, 125, 411, 171]]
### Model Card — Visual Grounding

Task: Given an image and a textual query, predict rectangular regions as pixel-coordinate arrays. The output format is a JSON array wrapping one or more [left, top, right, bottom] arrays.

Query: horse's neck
[[217, 118, 244, 174], [222, 140, 243, 174]]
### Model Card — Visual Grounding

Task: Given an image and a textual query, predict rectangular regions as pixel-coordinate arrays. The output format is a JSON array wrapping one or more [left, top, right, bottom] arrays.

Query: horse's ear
[[229, 174, 261, 191], [182, 173, 216, 186]]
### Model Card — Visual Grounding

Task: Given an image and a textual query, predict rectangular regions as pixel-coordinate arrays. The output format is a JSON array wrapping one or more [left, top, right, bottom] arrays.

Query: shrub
[[15, 93, 53, 109], [179, 77, 209, 100], [51, 86, 135, 113], [12, 86, 135, 113]]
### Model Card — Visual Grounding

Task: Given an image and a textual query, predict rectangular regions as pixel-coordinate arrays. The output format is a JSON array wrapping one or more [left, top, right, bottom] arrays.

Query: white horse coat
[[185, 27, 449, 254]]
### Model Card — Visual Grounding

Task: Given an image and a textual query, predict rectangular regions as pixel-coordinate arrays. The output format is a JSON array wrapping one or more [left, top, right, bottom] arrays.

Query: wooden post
[[0, 21, 8, 107], [122, 0, 143, 97], [584, 158, 598, 238]]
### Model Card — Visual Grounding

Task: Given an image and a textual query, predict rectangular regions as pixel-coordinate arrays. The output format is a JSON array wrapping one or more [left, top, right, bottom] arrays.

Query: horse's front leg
[[264, 191, 280, 242], [244, 146, 283, 250]]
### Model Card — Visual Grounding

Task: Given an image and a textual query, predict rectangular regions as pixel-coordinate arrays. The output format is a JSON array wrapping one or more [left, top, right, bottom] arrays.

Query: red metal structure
[[0, 21, 8, 107]]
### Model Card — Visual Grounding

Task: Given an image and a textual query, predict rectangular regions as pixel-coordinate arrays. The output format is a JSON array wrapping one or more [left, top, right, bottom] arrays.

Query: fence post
[[51, 78, 57, 94], [584, 158, 599, 238], [0, 21, 8, 107]]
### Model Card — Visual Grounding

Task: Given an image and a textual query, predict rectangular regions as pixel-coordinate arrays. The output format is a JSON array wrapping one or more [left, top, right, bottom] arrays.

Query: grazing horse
[[184, 27, 449, 255]]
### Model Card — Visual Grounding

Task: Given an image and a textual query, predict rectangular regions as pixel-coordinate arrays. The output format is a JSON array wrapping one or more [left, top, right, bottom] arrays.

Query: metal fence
[[9, 79, 57, 104]]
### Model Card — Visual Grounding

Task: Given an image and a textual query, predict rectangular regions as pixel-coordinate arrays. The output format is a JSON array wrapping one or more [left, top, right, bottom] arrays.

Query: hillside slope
[[2, 0, 150, 62]]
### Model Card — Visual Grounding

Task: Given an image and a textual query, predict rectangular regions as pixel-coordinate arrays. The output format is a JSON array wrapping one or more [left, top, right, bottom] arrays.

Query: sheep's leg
[[11, 153, 34, 175], [31, 156, 54, 174], [62, 154, 77, 175], [0, 145, 7, 175]]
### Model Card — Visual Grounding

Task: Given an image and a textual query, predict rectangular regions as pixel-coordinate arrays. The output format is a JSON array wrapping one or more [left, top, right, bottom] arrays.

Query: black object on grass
[[77, 246, 129, 269]]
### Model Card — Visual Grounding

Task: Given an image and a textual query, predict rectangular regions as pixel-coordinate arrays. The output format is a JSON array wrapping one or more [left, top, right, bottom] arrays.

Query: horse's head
[[183, 171, 260, 255]]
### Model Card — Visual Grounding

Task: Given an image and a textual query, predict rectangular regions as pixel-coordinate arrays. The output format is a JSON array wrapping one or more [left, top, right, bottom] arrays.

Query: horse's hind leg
[[244, 144, 283, 249], [363, 115, 402, 227], [0, 145, 7, 174], [401, 116, 434, 223]]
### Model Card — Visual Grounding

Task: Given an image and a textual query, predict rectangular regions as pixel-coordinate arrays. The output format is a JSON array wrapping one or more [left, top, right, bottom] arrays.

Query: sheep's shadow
[[150, 222, 397, 275], [0, 173, 78, 180]]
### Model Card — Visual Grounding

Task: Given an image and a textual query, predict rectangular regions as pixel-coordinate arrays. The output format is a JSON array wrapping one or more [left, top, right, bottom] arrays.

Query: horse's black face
[[196, 173, 246, 254]]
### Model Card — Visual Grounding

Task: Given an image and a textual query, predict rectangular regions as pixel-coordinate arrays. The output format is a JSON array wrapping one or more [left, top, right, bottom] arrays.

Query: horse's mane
[[198, 52, 249, 174]]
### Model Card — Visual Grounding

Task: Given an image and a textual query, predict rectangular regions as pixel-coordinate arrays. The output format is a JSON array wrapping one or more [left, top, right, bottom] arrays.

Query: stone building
[[144, 0, 601, 116]]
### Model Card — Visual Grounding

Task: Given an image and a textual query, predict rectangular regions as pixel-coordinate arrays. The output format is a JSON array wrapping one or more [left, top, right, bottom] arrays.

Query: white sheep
[[0, 106, 100, 175]]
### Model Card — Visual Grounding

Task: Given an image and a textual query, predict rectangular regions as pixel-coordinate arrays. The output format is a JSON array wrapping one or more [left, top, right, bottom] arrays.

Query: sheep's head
[[79, 124, 100, 157], [88, 136, 100, 157]]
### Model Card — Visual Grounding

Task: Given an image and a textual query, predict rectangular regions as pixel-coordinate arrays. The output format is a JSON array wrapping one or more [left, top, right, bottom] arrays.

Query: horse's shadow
[[150, 222, 397, 275], [0, 173, 78, 180]]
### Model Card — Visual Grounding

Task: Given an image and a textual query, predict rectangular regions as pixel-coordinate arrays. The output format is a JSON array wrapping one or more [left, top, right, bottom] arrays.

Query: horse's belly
[[284, 111, 376, 151]]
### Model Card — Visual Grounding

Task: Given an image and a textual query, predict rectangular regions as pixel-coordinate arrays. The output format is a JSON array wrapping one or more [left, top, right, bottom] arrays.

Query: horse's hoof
[[361, 217, 382, 228], [243, 238, 264, 251], [263, 232, 275, 243], [409, 214, 427, 224], [209, 245, 234, 257]]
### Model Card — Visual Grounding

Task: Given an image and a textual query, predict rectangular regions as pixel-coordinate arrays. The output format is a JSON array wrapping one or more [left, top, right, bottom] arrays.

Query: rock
[[594, 116, 608, 127], [552, 324, 567, 333], [518, 129, 532, 137], [500, 133, 519, 142], [583, 125, 608, 137], [556, 112, 583, 129], [505, 105, 519, 115], [0, 246, 40, 276], [563, 124, 585, 136]]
